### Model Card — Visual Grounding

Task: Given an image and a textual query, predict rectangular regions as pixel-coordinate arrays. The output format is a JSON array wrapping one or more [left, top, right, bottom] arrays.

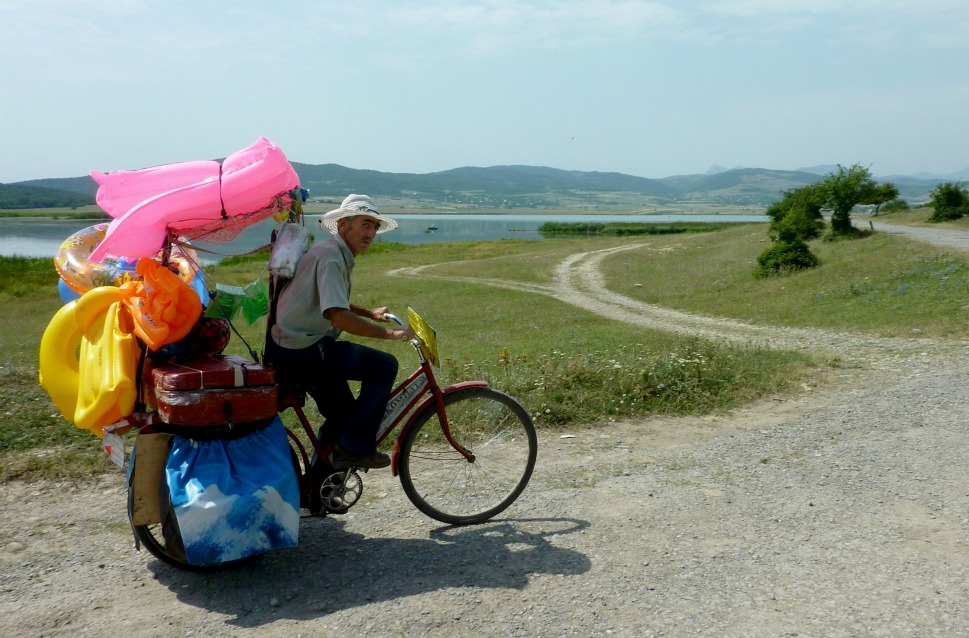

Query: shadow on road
[[149, 516, 592, 627]]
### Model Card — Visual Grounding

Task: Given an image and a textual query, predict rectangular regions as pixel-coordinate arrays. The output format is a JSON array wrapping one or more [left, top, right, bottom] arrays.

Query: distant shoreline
[[0, 208, 764, 224]]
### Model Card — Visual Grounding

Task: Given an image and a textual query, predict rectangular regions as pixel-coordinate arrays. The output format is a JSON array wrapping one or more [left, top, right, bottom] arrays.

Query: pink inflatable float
[[88, 137, 300, 262]]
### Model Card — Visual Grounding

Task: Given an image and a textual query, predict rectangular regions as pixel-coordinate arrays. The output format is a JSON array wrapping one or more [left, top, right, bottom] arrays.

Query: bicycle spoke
[[399, 387, 537, 525]]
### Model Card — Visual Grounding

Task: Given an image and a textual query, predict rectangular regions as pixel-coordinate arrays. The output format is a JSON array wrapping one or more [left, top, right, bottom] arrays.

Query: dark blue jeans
[[266, 337, 398, 454]]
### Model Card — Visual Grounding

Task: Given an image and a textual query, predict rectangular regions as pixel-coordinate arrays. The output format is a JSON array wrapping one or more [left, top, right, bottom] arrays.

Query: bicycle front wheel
[[398, 387, 537, 525]]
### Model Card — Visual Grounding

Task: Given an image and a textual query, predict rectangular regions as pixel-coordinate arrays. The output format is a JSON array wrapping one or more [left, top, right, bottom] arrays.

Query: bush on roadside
[[880, 199, 909, 213], [927, 182, 969, 222]]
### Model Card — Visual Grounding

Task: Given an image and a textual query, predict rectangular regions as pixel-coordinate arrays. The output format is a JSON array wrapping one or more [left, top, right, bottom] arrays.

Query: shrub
[[753, 239, 819, 278], [927, 182, 969, 222], [881, 199, 909, 213], [766, 185, 824, 241]]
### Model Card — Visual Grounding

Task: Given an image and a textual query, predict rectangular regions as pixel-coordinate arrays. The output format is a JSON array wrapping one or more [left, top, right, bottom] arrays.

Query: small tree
[[755, 184, 824, 277], [862, 182, 900, 215], [820, 163, 880, 237], [766, 184, 825, 241], [927, 182, 969, 222], [880, 199, 909, 213]]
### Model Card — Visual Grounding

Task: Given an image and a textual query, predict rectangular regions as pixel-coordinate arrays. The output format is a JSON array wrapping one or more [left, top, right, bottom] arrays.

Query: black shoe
[[331, 445, 391, 469]]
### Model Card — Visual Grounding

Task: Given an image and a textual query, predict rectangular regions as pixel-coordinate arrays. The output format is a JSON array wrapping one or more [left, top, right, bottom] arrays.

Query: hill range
[[3, 163, 964, 211]]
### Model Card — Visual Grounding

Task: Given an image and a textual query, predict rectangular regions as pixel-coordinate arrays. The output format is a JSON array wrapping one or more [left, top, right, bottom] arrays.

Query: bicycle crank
[[318, 469, 363, 514]]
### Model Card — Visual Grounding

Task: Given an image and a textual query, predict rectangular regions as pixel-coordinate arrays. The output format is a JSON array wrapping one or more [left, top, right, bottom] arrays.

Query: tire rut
[[389, 242, 960, 367]]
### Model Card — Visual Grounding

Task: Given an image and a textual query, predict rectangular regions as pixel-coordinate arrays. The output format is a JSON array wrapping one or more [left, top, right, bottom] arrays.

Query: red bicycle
[[131, 308, 538, 570]]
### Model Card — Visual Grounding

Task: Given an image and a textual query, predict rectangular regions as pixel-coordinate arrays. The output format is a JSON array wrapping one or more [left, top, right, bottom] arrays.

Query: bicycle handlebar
[[383, 312, 424, 355]]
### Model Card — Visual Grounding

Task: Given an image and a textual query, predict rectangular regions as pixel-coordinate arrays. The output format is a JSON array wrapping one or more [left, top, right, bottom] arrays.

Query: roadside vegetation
[[926, 182, 969, 222], [755, 164, 899, 277], [538, 221, 723, 237], [5, 220, 969, 481], [600, 223, 969, 339]]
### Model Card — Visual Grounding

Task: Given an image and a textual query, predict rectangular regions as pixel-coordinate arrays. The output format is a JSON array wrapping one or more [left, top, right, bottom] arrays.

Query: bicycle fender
[[390, 380, 488, 477]]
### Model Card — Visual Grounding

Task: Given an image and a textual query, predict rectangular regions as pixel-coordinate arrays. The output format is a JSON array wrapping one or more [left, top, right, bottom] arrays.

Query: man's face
[[338, 215, 381, 255]]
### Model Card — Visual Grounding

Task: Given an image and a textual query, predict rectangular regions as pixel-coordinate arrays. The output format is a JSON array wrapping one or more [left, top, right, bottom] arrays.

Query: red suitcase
[[150, 355, 276, 390], [148, 355, 278, 426]]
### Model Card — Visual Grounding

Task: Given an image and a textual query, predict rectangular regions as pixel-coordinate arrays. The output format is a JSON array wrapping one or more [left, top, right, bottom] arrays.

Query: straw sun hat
[[318, 194, 398, 234]]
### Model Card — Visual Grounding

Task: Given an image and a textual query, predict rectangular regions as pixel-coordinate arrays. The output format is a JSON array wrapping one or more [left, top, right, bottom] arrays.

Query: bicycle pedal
[[329, 460, 364, 471]]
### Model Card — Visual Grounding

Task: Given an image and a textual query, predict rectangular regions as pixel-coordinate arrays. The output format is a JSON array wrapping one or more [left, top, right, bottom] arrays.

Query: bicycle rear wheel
[[398, 387, 537, 525], [132, 522, 261, 572]]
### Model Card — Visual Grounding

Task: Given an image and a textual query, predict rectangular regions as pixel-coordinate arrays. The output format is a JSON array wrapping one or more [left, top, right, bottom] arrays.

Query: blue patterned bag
[[164, 417, 300, 565]]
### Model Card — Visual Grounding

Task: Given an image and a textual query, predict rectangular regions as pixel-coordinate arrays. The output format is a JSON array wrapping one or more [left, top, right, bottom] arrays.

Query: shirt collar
[[334, 233, 355, 269]]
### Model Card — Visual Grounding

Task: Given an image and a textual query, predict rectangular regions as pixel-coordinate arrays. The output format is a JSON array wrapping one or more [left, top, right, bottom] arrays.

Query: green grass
[[0, 256, 118, 479], [598, 224, 969, 339], [6, 218, 966, 481], [0, 255, 63, 297]]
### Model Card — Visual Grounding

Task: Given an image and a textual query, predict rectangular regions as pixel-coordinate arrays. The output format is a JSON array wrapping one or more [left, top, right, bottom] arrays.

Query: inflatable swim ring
[[54, 223, 200, 295], [57, 278, 82, 304], [74, 298, 140, 434], [39, 286, 140, 436], [54, 223, 138, 294]]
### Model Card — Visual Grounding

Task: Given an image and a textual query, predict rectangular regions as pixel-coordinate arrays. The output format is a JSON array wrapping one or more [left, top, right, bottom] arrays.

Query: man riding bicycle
[[265, 194, 415, 469]]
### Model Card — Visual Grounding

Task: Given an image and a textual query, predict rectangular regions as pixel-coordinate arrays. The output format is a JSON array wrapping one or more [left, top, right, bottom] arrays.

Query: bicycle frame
[[124, 309, 536, 568], [280, 335, 484, 479]]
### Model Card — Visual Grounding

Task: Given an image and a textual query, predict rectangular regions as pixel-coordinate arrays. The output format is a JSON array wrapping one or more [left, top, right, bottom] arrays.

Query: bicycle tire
[[132, 523, 261, 573], [398, 386, 537, 525]]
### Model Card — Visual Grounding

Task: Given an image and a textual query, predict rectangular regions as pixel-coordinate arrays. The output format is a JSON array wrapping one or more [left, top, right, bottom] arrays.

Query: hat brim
[[318, 208, 398, 234]]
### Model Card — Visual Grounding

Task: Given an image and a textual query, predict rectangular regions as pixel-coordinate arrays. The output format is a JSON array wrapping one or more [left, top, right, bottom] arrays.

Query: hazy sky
[[2, 0, 967, 183]]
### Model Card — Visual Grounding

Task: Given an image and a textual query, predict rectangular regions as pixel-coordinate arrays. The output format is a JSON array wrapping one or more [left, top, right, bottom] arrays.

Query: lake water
[[0, 213, 766, 260]]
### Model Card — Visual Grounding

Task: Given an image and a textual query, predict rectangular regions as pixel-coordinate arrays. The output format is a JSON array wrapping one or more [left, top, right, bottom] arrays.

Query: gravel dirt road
[[4, 221, 969, 637]]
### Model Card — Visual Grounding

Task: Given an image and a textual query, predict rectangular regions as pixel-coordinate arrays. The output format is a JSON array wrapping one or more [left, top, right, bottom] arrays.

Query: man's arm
[[350, 303, 388, 322], [330, 307, 415, 341]]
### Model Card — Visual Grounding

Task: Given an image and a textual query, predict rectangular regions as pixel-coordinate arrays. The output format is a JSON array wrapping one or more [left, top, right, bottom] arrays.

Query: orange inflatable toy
[[121, 259, 203, 351]]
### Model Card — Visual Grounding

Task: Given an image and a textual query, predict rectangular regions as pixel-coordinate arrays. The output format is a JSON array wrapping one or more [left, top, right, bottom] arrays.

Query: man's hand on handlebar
[[382, 312, 416, 342], [370, 306, 391, 322]]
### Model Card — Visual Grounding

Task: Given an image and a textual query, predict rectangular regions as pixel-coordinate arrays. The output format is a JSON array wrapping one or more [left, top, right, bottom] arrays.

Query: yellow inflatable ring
[[74, 298, 139, 434], [39, 286, 140, 436]]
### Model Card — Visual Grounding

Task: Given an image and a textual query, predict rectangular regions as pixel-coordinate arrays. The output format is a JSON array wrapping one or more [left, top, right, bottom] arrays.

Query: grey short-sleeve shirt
[[270, 234, 355, 349]]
